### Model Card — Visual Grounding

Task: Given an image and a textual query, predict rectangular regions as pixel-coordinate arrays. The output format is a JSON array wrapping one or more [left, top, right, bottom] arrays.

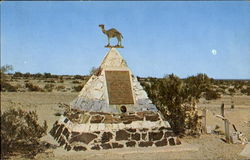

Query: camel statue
[[99, 24, 123, 48]]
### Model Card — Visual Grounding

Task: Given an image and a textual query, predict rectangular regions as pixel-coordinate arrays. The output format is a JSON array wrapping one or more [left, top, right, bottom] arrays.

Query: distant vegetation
[[1, 67, 249, 96], [0, 66, 90, 92]]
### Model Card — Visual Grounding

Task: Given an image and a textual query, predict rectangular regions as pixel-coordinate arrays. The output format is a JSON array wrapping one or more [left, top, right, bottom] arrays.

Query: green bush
[[204, 89, 221, 100], [184, 73, 212, 100], [1, 108, 48, 158], [143, 74, 204, 136]]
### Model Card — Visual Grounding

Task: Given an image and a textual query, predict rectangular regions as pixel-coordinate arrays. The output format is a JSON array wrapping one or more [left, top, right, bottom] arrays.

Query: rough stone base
[[50, 111, 181, 151]]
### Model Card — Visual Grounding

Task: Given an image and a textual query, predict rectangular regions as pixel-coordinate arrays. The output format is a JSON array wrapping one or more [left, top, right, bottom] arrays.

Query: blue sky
[[1, 1, 250, 79]]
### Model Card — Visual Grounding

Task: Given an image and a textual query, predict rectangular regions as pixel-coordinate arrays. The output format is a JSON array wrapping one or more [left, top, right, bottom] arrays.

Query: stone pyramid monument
[[70, 48, 157, 113], [50, 48, 181, 151]]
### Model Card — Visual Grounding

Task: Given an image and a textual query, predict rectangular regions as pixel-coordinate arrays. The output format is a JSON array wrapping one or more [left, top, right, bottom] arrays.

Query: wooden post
[[224, 119, 230, 143], [221, 103, 224, 117], [202, 109, 207, 134], [231, 100, 234, 109]]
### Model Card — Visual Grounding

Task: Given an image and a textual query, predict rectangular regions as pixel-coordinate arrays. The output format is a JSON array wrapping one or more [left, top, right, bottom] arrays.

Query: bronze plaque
[[105, 71, 134, 105]]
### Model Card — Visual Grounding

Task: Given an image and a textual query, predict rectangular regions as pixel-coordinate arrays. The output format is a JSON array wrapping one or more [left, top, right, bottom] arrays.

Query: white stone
[[163, 121, 171, 128], [124, 123, 132, 129], [105, 124, 113, 130], [89, 124, 99, 132], [90, 90, 103, 100], [111, 124, 119, 130], [97, 123, 105, 131], [100, 48, 128, 69], [130, 121, 141, 129], [141, 121, 155, 128], [240, 143, 250, 158], [94, 82, 103, 90], [118, 123, 126, 129], [58, 116, 66, 124]]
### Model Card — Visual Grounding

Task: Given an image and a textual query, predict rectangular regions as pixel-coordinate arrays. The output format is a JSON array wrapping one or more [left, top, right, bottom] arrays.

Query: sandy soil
[[1, 92, 249, 160]]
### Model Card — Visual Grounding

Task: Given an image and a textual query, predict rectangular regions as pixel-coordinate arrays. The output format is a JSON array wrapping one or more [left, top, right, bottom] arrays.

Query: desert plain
[[1, 75, 250, 160]]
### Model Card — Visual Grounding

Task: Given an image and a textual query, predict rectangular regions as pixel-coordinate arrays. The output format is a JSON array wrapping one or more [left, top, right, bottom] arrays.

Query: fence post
[[224, 119, 230, 143], [221, 103, 225, 117], [202, 109, 207, 134]]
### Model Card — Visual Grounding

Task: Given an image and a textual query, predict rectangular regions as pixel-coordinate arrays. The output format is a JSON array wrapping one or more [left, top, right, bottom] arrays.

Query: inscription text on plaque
[[105, 71, 134, 105]]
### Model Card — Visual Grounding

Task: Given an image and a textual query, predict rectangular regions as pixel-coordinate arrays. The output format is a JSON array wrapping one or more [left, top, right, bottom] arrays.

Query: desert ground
[[1, 73, 250, 159], [1, 91, 250, 160]]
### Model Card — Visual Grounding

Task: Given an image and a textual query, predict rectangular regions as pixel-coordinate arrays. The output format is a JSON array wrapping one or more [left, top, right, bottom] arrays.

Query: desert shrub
[[33, 73, 43, 78], [43, 72, 52, 78], [143, 74, 202, 136], [44, 84, 54, 92], [219, 85, 227, 90], [25, 82, 43, 92], [72, 80, 80, 84], [184, 73, 212, 99], [228, 88, 236, 96], [23, 72, 31, 78], [234, 82, 244, 90], [216, 87, 226, 94], [54, 112, 62, 116], [58, 76, 64, 83], [241, 87, 250, 96], [159, 75, 202, 135], [0, 82, 18, 92], [13, 72, 23, 77], [74, 75, 85, 80], [44, 80, 56, 83], [73, 85, 83, 92], [1, 108, 48, 158], [204, 89, 221, 100], [56, 85, 65, 91]]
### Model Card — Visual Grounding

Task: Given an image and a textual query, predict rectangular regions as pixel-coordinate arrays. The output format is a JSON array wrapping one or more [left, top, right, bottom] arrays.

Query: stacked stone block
[[50, 111, 181, 151]]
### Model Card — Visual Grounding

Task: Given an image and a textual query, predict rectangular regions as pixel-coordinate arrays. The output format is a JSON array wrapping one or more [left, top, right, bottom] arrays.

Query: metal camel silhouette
[[99, 24, 124, 48]]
